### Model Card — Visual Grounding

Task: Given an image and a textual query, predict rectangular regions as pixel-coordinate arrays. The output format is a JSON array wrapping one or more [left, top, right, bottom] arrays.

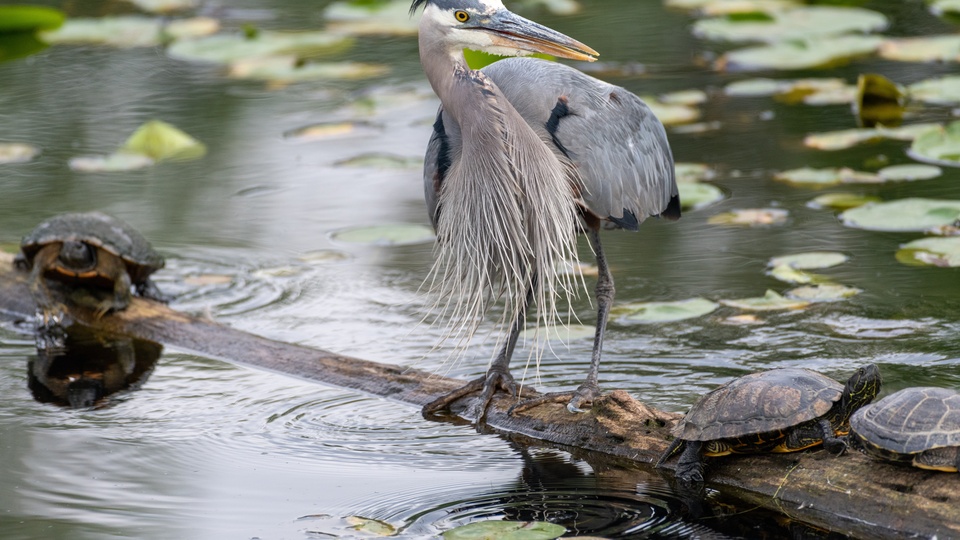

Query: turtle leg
[[817, 418, 846, 455], [27, 244, 69, 351], [675, 440, 706, 483], [136, 278, 170, 303], [97, 265, 133, 317], [655, 437, 685, 469]]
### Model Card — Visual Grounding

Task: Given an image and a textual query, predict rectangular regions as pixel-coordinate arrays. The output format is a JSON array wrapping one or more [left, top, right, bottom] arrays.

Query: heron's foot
[[422, 368, 525, 422], [508, 382, 602, 416], [35, 307, 70, 352]]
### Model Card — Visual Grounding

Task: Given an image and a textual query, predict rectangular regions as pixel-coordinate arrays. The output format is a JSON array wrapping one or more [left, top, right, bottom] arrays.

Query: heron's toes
[[421, 369, 521, 422], [565, 383, 601, 413]]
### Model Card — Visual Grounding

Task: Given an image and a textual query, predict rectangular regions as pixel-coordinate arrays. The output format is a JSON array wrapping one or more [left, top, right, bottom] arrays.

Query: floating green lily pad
[[720, 289, 810, 311], [768, 264, 831, 285], [665, 0, 801, 16], [773, 167, 879, 186], [645, 100, 700, 125], [708, 208, 788, 226], [678, 182, 724, 210], [896, 237, 960, 267], [694, 6, 887, 43], [0, 142, 40, 164], [786, 284, 862, 302], [0, 5, 65, 33], [724, 77, 853, 104], [724, 78, 787, 97], [68, 152, 155, 172], [518, 324, 596, 342], [675, 162, 715, 183], [284, 121, 381, 142], [167, 30, 353, 64], [346, 516, 397, 536], [334, 152, 422, 169], [126, 0, 198, 13], [804, 123, 941, 151], [877, 34, 960, 62], [840, 198, 960, 231], [614, 298, 719, 324], [324, 0, 420, 36], [907, 75, 960, 105], [907, 121, 960, 167], [769, 251, 849, 270], [808, 192, 881, 210], [443, 520, 566, 540], [330, 224, 435, 246], [659, 89, 708, 106], [121, 120, 206, 161], [877, 164, 942, 181], [719, 35, 883, 71], [227, 57, 390, 82], [42, 16, 162, 47]]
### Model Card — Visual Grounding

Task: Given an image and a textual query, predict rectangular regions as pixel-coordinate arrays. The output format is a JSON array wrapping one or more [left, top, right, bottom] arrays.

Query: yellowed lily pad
[[720, 289, 810, 311], [770, 251, 849, 270], [330, 224, 435, 246], [774, 167, 879, 186], [645, 100, 701, 125], [877, 164, 942, 181], [719, 35, 883, 71], [334, 153, 422, 169], [708, 208, 788, 226], [284, 121, 381, 142], [896, 237, 960, 267], [693, 6, 887, 43], [808, 192, 881, 210], [68, 152, 155, 172], [767, 264, 831, 285], [878, 35, 960, 63], [167, 31, 353, 64], [443, 520, 566, 540], [675, 162, 715, 183], [346, 516, 397, 536], [786, 284, 861, 302], [678, 182, 724, 210], [0, 142, 40, 164], [227, 57, 389, 82], [803, 123, 941, 151], [840, 198, 960, 232], [614, 297, 719, 323], [907, 121, 960, 167]]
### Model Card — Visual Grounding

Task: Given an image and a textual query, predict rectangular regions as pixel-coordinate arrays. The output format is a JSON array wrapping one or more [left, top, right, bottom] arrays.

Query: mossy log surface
[[0, 252, 956, 539]]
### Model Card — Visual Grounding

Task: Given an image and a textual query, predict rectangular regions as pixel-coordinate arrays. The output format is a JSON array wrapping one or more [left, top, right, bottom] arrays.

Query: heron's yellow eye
[[454, 10, 469, 22]]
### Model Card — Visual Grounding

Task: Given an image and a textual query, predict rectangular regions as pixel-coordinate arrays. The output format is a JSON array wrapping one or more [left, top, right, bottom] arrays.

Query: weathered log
[[0, 252, 956, 539]]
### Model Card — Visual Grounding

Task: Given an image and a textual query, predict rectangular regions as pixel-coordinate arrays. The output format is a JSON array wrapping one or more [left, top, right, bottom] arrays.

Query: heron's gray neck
[[418, 19, 469, 113]]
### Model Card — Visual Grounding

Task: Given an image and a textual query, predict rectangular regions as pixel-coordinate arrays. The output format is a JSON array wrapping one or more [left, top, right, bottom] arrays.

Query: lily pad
[[675, 162, 716, 183], [0, 142, 40, 164], [907, 121, 960, 167], [324, 0, 420, 36], [678, 182, 724, 210], [299, 249, 353, 264], [227, 57, 390, 82], [41, 16, 162, 47], [346, 516, 397, 536], [896, 237, 960, 267], [284, 121, 381, 142], [718, 35, 883, 71], [68, 152, 155, 172], [665, 0, 802, 16], [443, 521, 566, 540], [878, 35, 960, 63], [855, 73, 905, 127], [768, 264, 831, 285], [724, 77, 788, 97], [659, 89, 708, 106], [840, 198, 960, 232], [518, 324, 596, 342], [121, 120, 206, 161], [773, 167, 879, 186], [614, 298, 719, 323], [877, 164, 942, 181], [808, 192, 881, 210], [693, 6, 887, 43], [908, 74, 960, 106], [0, 5, 65, 33], [126, 0, 198, 13], [645, 100, 701, 125], [334, 153, 422, 169], [803, 123, 941, 151], [167, 31, 353, 64], [516, 0, 582, 15], [708, 208, 788, 226], [330, 224, 435, 246], [769, 251, 849, 270], [786, 284, 862, 302], [720, 289, 810, 311]]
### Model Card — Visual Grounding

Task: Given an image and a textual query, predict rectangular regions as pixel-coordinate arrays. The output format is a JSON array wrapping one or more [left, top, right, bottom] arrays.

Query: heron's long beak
[[469, 9, 598, 62]]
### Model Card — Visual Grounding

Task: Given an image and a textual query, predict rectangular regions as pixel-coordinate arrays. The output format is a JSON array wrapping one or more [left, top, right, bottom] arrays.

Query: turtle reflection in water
[[14, 212, 167, 349], [656, 365, 882, 483], [849, 387, 960, 472]]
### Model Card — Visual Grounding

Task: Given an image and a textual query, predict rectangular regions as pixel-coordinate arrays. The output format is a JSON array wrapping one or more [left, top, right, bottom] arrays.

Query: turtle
[[655, 364, 882, 483], [14, 212, 166, 348], [849, 387, 960, 472]]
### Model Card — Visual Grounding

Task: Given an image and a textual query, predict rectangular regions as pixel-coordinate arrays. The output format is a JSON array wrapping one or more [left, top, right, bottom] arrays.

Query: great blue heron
[[413, 0, 679, 420]]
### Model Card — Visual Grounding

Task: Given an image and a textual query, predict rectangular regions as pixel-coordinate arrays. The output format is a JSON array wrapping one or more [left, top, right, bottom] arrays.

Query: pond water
[[1, 0, 959, 538]]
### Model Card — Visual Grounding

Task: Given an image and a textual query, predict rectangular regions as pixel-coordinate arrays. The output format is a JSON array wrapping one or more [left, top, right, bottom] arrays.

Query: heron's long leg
[[509, 228, 612, 415], [422, 286, 536, 424]]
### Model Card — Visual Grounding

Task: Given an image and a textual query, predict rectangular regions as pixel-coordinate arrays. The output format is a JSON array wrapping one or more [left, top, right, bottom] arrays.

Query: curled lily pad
[[675, 162, 715, 183], [803, 123, 941, 151], [769, 251, 848, 270], [877, 164, 942, 181], [878, 35, 960, 63], [708, 208, 788, 226], [518, 324, 596, 342], [121, 120, 206, 161], [907, 121, 960, 167], [896, 237, 960, 267], [68, 152, 155, 172], [840, 198, 960, 232], [808, 192, 881, 210], [720, 289, 810, 311], [167, 31, 353, 64], [693, 6, 887, 44], [443, 521, 566, 540], [908, 75, 960, 105], [678, 182, 724, 210], [0, 5, 64, 33], [855, 73, 905, 127], [330, 224, 435, 246], [0, 142, 40, 164], [614, 298, 719, 324], [284, 121, 381, 141], [786, 284, 861, 302], [718, 35, 883, 71], [773, 167, 879, 186]]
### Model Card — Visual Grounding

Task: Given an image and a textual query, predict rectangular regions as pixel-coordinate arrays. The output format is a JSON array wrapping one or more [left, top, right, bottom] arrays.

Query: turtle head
[[840, 363, 882, 421], [58, 240, 97, 270]]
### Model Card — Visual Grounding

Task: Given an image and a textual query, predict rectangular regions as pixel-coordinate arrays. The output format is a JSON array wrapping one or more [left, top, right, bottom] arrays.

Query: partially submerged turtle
[[849, 387, 960, 472], [655, 364, 881, 483], [15, 212, 166, 347]]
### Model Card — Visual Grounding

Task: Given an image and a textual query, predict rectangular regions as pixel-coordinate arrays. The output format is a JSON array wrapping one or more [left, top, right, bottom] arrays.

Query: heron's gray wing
[[423, 107, 462, 230], [481, 57, 679, 230]]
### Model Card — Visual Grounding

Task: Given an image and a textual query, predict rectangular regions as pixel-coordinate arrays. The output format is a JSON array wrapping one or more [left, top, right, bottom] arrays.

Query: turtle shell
[[850, 387, 960, 456], [673, 368, 843, 442], [20, 212, 163, 284]]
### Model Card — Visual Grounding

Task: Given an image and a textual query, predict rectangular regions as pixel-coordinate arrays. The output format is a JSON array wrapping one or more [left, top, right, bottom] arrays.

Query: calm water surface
[[1, 0, 959, 538]]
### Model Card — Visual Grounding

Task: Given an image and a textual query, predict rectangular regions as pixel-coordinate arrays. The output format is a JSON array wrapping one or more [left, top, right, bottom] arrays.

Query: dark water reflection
[[1, 0, 960, 538]]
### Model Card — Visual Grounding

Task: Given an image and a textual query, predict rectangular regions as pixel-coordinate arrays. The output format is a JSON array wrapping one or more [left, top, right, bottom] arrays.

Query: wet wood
[[0, 252, 956, 539]]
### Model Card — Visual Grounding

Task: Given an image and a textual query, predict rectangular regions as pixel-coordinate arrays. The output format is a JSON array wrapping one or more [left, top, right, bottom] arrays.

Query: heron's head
[[410, 0, 597, 62]]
